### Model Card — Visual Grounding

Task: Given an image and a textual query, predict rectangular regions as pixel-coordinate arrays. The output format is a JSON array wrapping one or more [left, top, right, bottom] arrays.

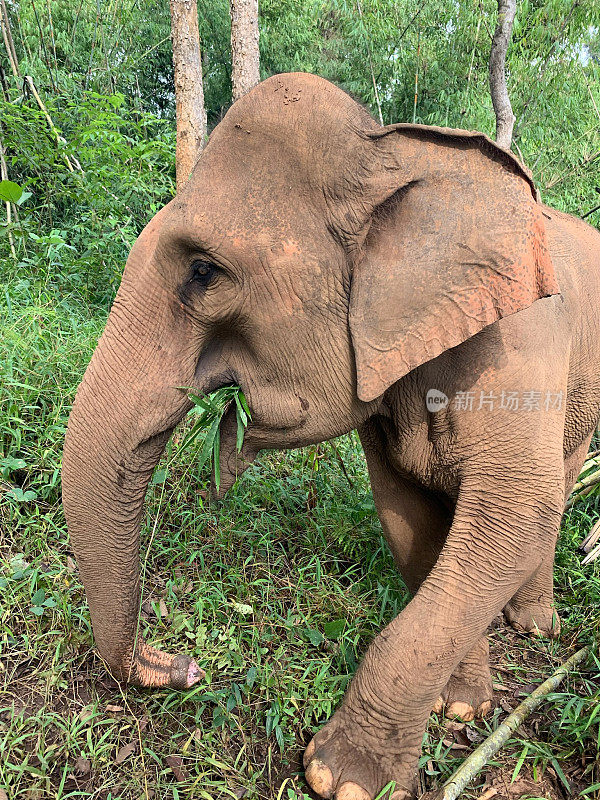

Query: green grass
[[1, 277, 599, 799]]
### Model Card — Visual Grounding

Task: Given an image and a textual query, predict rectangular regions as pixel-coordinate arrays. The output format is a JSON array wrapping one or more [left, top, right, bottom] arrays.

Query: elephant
[[62, 72, 600, 799]]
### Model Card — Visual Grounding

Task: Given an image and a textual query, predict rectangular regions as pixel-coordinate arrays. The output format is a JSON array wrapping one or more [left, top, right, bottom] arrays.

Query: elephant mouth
[[200, 372, 239, 396], [190, 359, 312, 448]]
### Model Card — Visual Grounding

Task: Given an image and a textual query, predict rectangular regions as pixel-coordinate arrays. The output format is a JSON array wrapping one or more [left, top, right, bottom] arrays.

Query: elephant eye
[[190, 259, 218, 288]]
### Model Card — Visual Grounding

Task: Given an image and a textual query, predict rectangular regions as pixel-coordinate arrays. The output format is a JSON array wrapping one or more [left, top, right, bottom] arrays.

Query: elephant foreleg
[[503, 430, 595, 639], [304, 468, 564, 800], [360, 423, 493, 721]]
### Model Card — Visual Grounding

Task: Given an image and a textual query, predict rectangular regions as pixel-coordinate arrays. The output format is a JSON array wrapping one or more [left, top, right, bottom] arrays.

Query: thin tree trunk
[[489, 0, 516, 150], [0, 0, 20, 78], [0, 3, 19, 258], [24, 75, 79, 173], [0, 136, 16, 258], [230, 0, 259, 102], [356, 0, 383, 125], [170, 0, 207, 193]]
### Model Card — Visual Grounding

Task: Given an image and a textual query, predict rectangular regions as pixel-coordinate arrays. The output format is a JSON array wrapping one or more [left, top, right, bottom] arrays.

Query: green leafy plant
[[30, 587, 57, 617], [6, 487, 37, 503], [0, 456, 27, 477], [0, 180, 31, 205], [180, 386, 251, 491]]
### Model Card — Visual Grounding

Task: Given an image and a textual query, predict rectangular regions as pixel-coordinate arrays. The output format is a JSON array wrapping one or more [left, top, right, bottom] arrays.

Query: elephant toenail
[[447, 701, 475, 721], [478, 700, 492, 717], [305, 759, 334, 798], [336, 781, 371, 800], [303, 739, 316, 768], [431, 696, 444, 714]]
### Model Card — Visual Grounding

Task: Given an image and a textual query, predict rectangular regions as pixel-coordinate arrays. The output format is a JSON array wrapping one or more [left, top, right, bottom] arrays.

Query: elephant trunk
[[62, 223, 204, 687]]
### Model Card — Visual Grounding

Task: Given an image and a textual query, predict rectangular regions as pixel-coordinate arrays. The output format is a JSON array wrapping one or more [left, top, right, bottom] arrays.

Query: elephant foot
[[431, 636, 493, 721], [503, 599, 560, 638], [109, 641, 205, 689], [303, 709, 415, 800], [431, 673, 493, 722]]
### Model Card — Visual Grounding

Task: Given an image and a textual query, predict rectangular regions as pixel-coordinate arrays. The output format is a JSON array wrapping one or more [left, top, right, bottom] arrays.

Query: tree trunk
[[489, 0, 516, 150], [230, 0, 260, 102], [0, 0, 20, 78], [169, 0, 207, 193]]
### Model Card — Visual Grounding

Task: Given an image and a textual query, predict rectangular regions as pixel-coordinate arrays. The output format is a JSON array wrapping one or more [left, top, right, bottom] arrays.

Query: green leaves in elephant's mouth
[[169, 386, 251, 492]]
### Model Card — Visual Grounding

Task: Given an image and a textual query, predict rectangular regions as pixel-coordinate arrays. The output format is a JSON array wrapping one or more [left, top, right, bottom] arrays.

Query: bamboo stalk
[[85, 0, 101, 91], [30, 0, 56, 91], [582, 543, 600, 565], [0, 0, 20, 78], [466, 10, 483, 91], [580, 518, 600, 554], [65, 0, 85, 74], [412, 27, 420, 123], [356, 0, 383, 125], [24, 75, 80, 174], [566, 481, 600, 511], [574, 460, 600, 488], [513, 0, 579, 140], [581, 453, 600, 469], [0, 135, 16, 258], [16, 5, 33, 63], [565, 465, 600, 511], [0, 64, 9, 100], [45, 0, 59, 78], [434, 646, 590, 800], [545, 148, 600, 191]]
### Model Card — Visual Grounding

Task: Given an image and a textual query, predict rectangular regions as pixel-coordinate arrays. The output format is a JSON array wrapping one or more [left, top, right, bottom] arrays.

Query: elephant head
[[62, 72, 557, 687]]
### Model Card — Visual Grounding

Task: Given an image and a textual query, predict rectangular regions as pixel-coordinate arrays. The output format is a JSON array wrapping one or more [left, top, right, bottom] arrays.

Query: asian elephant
[[62, 72, 600, 799]]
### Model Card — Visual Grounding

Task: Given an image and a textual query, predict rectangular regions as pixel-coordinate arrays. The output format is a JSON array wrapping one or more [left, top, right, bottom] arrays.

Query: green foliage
[[0, 179, 24, 202], [178, 387, 251, 492], [259, 0, 600, 218], [1, 91, 175, 303]]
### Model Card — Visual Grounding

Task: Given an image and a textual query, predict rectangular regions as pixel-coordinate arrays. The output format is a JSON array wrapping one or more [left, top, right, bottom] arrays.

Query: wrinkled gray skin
[[62, 73, 600, 799]]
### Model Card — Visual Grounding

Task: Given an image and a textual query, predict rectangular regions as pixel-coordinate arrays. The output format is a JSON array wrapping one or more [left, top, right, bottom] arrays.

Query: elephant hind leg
[[503, 557, 560, 638], [504, 431, 594, 639], [432, 636, 493, 721], [359, 422, 494, 722]]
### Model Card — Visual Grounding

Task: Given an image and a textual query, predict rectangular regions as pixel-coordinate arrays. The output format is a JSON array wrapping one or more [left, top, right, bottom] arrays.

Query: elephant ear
[[348, 125, 559, 402]]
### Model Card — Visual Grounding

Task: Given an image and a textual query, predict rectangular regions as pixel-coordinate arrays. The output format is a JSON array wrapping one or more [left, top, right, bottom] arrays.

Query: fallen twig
[[432, 646, 590, 800], [566, 481, 600, 511], [580, 518, 600, 554], [582, 542, 600, 565], [565, 456, 600, 510]]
